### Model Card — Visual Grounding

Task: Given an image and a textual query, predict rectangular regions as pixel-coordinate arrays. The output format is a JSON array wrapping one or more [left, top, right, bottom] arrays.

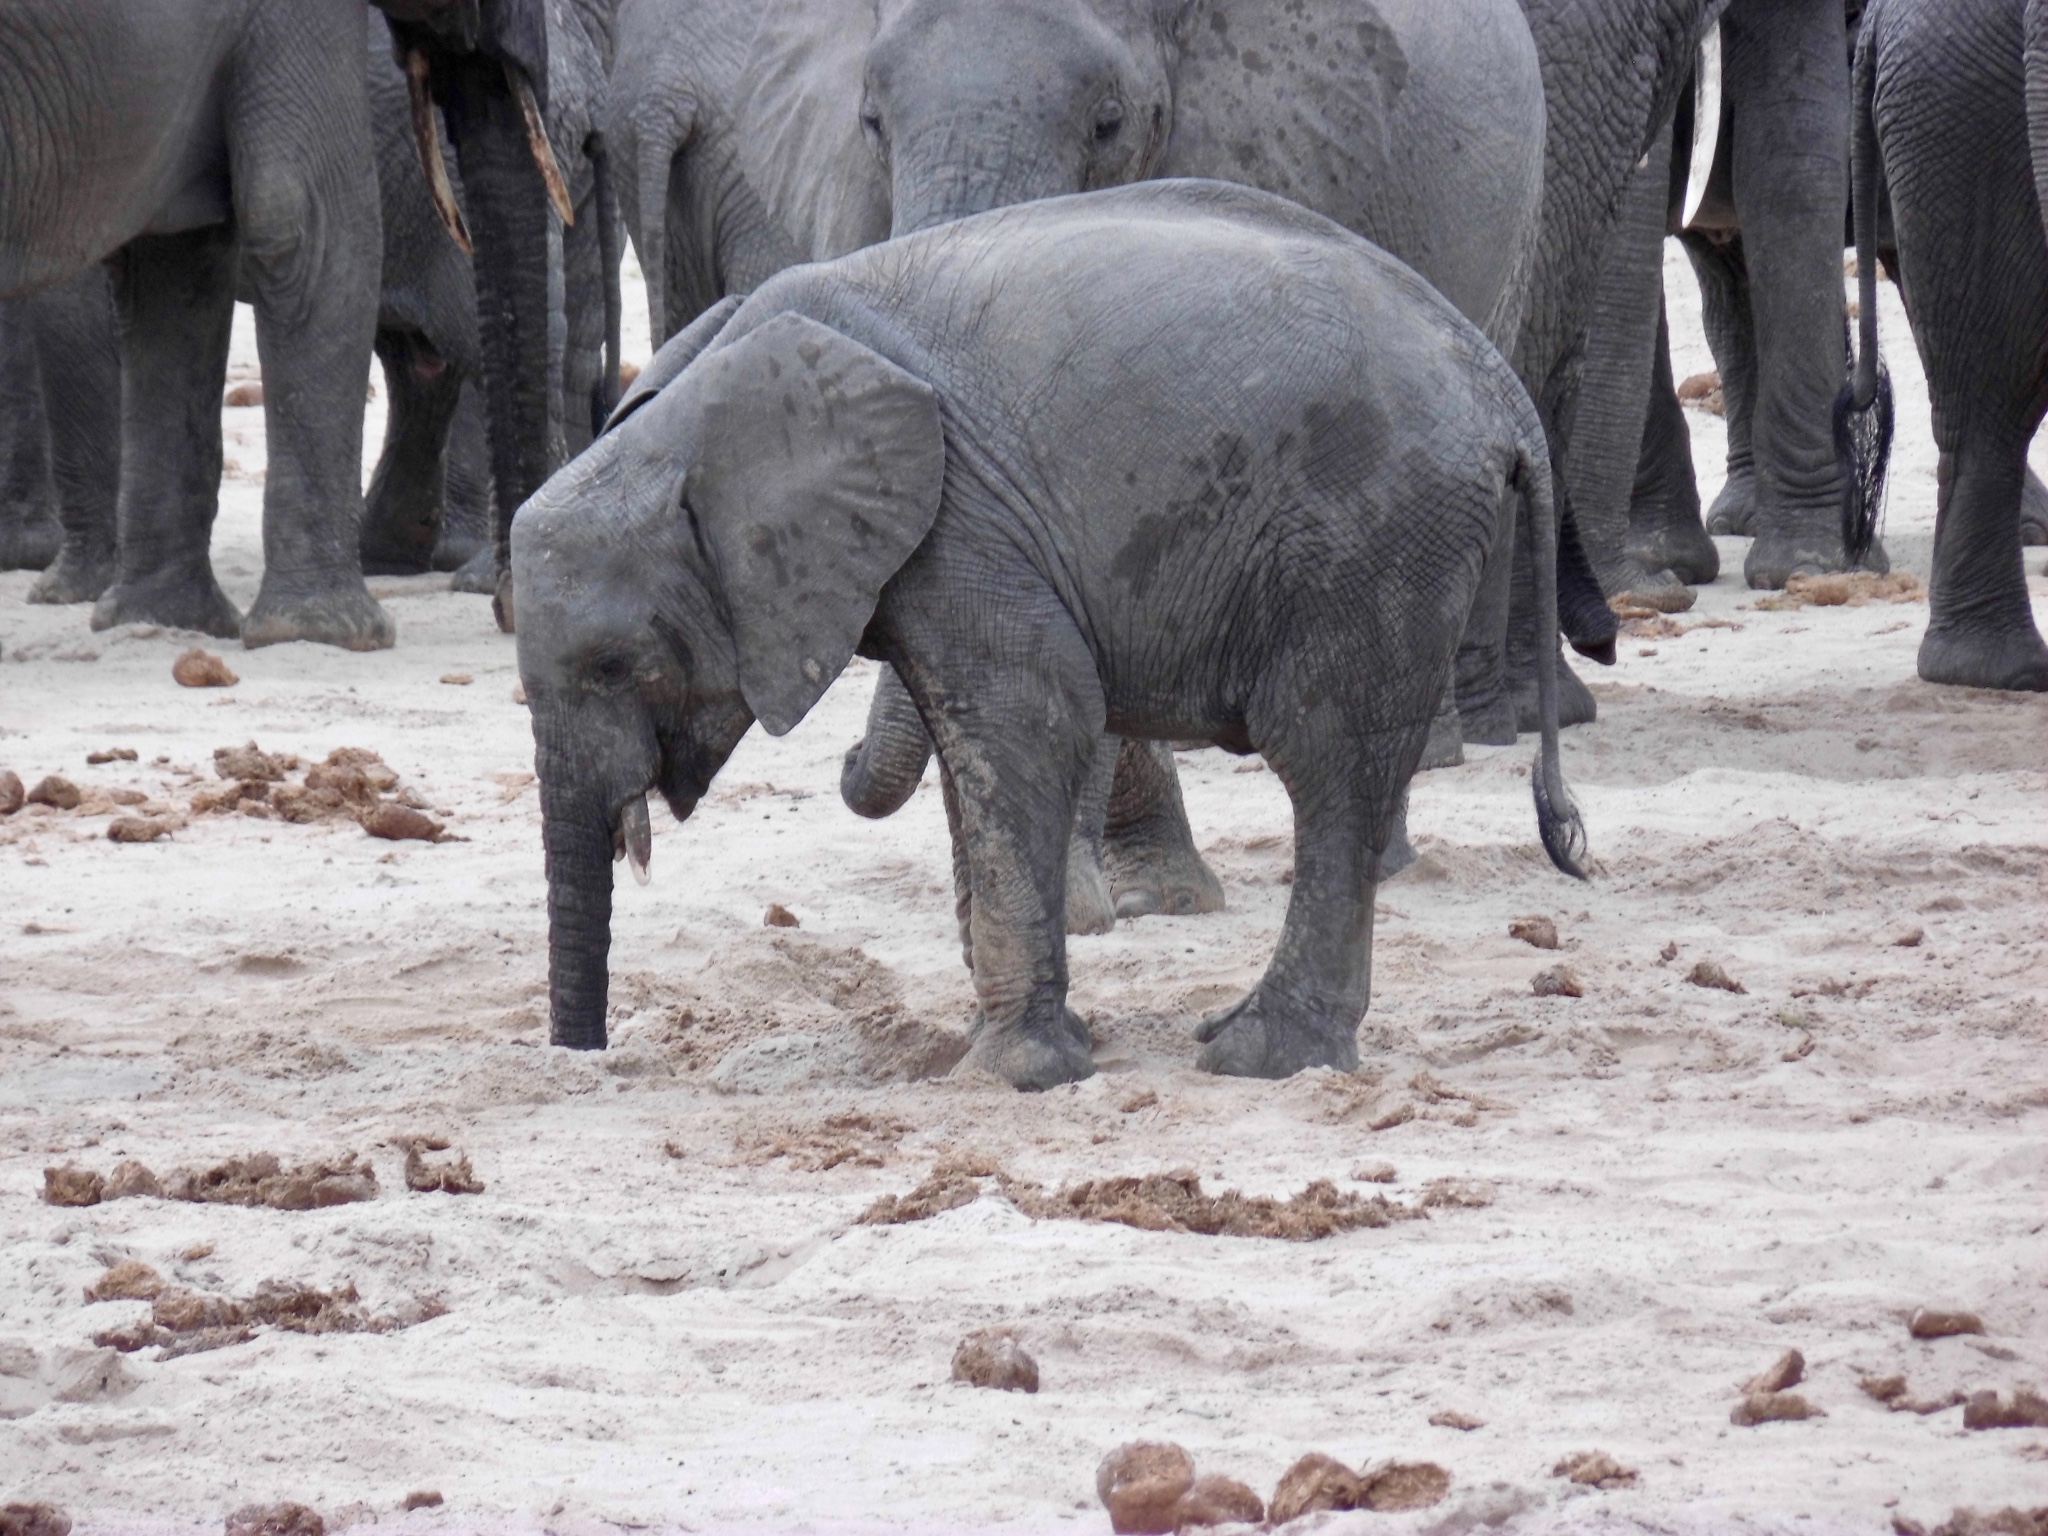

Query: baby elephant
[[513, 179, 1587, 1090]]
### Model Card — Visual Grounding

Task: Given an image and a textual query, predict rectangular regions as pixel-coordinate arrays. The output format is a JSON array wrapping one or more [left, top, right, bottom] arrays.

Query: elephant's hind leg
[[1102, 739, 1225, 920], [27, 270, 119, 606], [1918, 435, 2048, 691], [90, 228, 243, 640]]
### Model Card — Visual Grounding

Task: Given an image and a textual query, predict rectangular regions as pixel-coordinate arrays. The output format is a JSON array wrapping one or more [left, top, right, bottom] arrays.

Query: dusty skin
[[1, 251, 2046, 1531]]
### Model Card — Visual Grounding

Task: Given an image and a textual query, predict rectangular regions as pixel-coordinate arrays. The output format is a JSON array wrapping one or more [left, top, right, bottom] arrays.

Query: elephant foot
[[1628, 516, 1721, 587], [1917, 621, 2048, 693], [27, 545, 116, 605], [0, 507, 61, 572], [1456, 687, 1518, 747], [432, 528, 490, 573], [1105, 831, 1225, 920], [449, 542, 499, 594], [92, 569, 241, 639], [1416, 695, 1464, 771], [1608, 563, 1697, 613], [1513, 653, 1597, 734], [492, 568, 515, 634], [1705, 472, 1758, 536], [241, 579, 396, 651], [1744, 528, 1889, 590], [1065, 839, 1116, 936], [959, 1005, 1096, 1090], [1194, 988, 1359, 1080]]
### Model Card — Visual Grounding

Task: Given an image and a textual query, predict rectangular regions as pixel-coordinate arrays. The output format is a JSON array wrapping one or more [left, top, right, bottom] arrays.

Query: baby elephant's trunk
[[1517, 442, 1590, 880], [841, 664, 934, 819]]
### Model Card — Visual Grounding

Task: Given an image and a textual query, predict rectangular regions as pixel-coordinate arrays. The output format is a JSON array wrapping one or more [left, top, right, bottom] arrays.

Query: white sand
[[1, 246, 2044, 1535]]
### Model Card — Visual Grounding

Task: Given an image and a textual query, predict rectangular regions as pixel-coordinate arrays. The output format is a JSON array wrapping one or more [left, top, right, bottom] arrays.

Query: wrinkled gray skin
[[514, 182, 1587, 1089], [1844, 0, 2048, 689], [0, 0, 390, 649], [605, 0, 805, 348], [0, 270, 119, 601], [1573, 0, 1895, 610], [362, 1, 622, 584], [738, 0, 1548, 918]]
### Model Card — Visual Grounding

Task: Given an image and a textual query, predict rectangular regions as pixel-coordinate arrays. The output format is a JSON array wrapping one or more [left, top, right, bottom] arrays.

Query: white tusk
[[1681, 24, 1723, 230], [506, 64, 576, 227], [406, 50, 472, 256], [620, 792, 652, 886]]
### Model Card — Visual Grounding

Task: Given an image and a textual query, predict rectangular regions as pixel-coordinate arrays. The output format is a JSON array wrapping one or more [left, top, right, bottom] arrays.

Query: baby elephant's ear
[[688, 312, 945, 736], [604, 296, 744, 433]]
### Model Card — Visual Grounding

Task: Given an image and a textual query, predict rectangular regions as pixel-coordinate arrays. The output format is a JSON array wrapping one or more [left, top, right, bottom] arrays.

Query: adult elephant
[[1844, 0, 2048, 689], [0, 0, 392, 647], [739, 0, 1553, 917], [360, 2, 623, 580], [605, 0, 805, 350]]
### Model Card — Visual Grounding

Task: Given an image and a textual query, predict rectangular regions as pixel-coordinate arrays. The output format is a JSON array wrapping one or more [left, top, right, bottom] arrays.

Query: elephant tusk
[[1681, 24, 1722, 230], [619, 792, 652, 885], [506, 63, 576, 227], [406, 50, 472, 256]]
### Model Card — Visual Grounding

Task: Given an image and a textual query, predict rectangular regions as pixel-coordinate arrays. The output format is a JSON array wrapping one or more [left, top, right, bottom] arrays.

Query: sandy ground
[[1, 245, 2045, 1536]]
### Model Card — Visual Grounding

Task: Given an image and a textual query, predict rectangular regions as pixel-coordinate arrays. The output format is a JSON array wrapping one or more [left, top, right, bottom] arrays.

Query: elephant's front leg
[[26, 269, 119, 606], [1101, 739, 1224, 919], [905, 606, 1103, 1091], [0, 296, 60, 574], [90, 227, 244, 640], [1626, 294, 1719, 586]]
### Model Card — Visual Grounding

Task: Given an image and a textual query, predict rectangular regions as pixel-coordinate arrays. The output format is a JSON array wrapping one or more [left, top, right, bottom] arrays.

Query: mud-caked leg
[[1103, 739, 1224, 920], [27, 269, 119, 605], [90, 228, 243, 638], [1065, 741, 1118, 936]]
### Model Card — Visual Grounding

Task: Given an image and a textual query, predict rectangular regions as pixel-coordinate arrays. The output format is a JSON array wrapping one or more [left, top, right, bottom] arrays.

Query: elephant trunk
[[841, 664, 934, 819], [1835, 13, 1893, 564], [539, 762, 615, 1050], [443, 57, 564, 627]]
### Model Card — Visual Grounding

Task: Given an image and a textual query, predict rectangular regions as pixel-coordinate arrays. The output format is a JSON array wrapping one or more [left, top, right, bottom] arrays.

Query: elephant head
[[739, 0, 1191, 250], [513, 304, 946, 1048]]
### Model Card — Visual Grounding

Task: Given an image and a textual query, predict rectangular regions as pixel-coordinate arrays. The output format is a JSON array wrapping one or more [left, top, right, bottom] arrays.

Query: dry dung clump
[[86, 747, 138, 764], [1686, 959, 1746, 993], [402, 1138, 484, 1195], [225, 1504, 322, 1536], [1351, 1162, 1396, 1184], [44, 1152, 377, 1210], [1677, 369, 1723, 413], [400, 1492, 442, 1512], [1510, 915, 1559, 949], [741, 1109, 912, 1171], [1910, 1307, 1986, 1339], [1119, 1089, 1160, 1114], [1553, 1450, 1637, 1489], [763, 903, 801, 928], [1753, 570, 1924, 610], [1963, 1388, 2048, 1430], [0, 771, 23, 815], [95, 1279, 445, 1361], [0, 1505, 71, 1536], [951, 1328, 1038, 1393], [27, 775, 81, 810], [193, 744, 449, 841], [1893, 1511, 2048, 1536], [172, 648, 238, 687], [1860, 1374, 1963, 1415], [1429, 1409, 1484, 1431], [213, 743, 292, 782], [1420, 1178, 1494, 1209], [1098, 1442, 1196, 1535], [223, 382, 264, 409], [108, 816, 171, 843], [1532, 964, 1583, 997], [1174, 1476, 1264, 1530], [85, 1260, 167, 1303], [1266, 1452, 1448, 1521], [1744, 1348, 1806, 1394], [1731, 1390, 1823, 1426]]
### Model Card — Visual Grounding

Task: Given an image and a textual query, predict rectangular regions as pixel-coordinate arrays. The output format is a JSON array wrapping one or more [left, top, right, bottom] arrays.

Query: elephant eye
[[859, 92, 885, 142], [1093, 96, 1124, 143], [589, 651, 634, 688]]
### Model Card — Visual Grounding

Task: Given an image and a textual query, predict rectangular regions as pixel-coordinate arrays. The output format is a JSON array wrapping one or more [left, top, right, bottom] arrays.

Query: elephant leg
[[230, 2, 391, 649], [1726, 0, 1879, 588], [0, 296, 59, 573], [1919, 434, 2048, 690], [1102, 738, 1224, 921], [1567, 122, 1693, 611], [90, 228, 242, 639], [1509, 522, 1597, 733], [362, 329, 463, 577], [26, 269, 119, 605], [434, 380, 493, 573], [1627, 292, 1720, 585], [2020, 465, 2048, 547], [1064, 739, 1117, 937], [1455, 482, 1519, 745], [913, 607, 1100, 1091], [1684, 230, 1760, 536], [560, 181, 606, 461]]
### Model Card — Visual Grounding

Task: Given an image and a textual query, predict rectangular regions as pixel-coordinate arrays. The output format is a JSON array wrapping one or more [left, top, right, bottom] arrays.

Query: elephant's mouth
[[611, 789, 652, 885]]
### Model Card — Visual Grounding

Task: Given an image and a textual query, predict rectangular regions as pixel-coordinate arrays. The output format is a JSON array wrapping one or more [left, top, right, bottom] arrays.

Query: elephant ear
[[736, 0, 893, 258], [604, 296, 743, 433], [686, 312, 945, 736]]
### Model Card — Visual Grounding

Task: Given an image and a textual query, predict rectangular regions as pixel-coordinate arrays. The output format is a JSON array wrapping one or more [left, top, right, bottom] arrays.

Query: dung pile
[[191, 742, 447, 842], [43, 1152, 377, 1211], [85, 1263, 445, 1361]]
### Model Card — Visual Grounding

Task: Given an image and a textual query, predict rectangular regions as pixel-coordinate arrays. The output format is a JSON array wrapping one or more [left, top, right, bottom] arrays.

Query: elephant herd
[[2, 0, 2045, 1087]]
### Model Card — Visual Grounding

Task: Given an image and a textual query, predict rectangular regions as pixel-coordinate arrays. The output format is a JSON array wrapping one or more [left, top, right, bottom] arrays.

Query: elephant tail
[[1516, 437, 1590, 881], [840, 663, 935, 819], [1836, 11, 1895, 565]]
